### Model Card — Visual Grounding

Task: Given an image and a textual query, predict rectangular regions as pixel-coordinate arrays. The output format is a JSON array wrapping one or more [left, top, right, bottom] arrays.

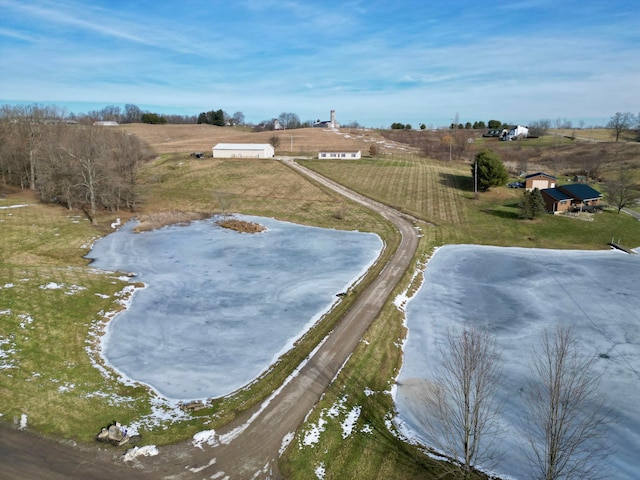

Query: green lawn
[[301, 155, 640, 250]]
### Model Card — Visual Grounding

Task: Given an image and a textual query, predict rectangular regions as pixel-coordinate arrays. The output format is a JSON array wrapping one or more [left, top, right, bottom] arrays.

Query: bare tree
[[268, 135, 281, 149], [231, 111, 245, 126], [529, 119, 551, 138], [607, 112, 636, 142], [422, 327, 503, 479], [124, 103, 142, 123], [277, 112, 301, 129], [603, 169, 640, 213], [522, 327, 610, 480]]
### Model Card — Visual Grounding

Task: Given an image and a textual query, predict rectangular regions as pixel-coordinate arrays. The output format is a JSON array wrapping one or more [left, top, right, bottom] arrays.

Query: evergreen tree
[[472, 149, 509, 192], [520, 188, 546, 219], [197, 109, 226, 126]]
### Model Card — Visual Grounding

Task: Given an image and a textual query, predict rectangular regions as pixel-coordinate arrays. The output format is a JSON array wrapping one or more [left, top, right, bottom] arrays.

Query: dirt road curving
[[0, 160, 420, 479]]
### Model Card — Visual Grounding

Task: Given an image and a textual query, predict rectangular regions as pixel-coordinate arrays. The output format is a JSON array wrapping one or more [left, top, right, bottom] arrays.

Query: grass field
[[119, 123, 411, 156], [1, 125, 639, 478], [0, 197, 152, 441], [301, 155, 640, 250]]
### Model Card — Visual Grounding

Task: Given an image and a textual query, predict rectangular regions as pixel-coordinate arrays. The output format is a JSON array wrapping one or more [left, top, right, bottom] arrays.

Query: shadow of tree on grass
[[439, 172, 473, 192], [480, 208, 521, 220]]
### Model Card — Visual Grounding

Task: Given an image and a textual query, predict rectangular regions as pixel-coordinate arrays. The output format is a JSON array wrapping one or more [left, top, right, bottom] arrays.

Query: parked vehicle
[[482, 129, 502, 137]]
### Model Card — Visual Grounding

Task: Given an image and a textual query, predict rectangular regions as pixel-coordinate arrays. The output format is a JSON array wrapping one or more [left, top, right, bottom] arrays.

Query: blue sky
[[1, 0, 638, 127]]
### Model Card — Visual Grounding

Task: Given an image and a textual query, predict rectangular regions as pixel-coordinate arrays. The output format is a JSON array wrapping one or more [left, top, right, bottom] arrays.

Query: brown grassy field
[[120, 123, 417, 156]]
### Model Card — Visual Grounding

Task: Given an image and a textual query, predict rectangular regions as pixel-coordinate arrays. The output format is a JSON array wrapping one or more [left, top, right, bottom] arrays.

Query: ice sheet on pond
[[396, 244, 640, 480], [86, 215, 382, 400]]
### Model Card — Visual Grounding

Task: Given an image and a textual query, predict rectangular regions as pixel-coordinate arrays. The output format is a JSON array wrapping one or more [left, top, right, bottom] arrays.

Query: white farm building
[[212, 143, 275, 159], [500, 125, 529, 141]]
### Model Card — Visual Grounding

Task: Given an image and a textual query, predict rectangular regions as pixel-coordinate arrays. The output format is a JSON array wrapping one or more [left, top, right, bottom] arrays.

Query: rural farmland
[[1, 123, 640, 479]]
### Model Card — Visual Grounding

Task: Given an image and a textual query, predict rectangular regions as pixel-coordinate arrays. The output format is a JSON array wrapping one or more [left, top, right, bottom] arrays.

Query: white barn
[[212, 143, 275, 158], [318, 150, 361, 160]]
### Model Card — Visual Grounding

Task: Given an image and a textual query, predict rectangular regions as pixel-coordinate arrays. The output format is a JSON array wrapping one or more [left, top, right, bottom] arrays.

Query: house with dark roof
[[540, 188, 574, 213], [539, 183, 603, 213], [525, 172, 556, 191], [557, 184, 602, 210]]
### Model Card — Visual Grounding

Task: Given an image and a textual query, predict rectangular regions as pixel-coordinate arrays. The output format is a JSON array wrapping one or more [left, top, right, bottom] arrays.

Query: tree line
[[65, 104, 197, 125], [0, 104, 153, 224], [390, 113, 640, 141]]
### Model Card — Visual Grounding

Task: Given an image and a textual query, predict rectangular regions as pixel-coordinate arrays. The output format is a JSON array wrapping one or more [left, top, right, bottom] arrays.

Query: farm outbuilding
[[318, 150, 361, 160], [313, 109, 340, 129], [525, 172, 556, 191], [212, 143, 275, 159], [500, 125, 528, 141]]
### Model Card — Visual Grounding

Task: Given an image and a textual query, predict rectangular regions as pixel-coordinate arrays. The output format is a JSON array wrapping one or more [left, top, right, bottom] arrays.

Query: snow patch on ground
[[38, 282, 86, 295], [280, 431, 295, 456], [188, 458, 217, 473], [18, 313, 33, 329], [122, 445, 159, 462], [341, 406, 361, 439], [299, 393, 365, 448], [314, 462, 326, 479], [0, 333, 17, 370], [57, 382, 76, 393], [192, 430, 219, 449], [0, 204, 30, 209], [301, 417, 327, 447], [392, 251, 435, 313]]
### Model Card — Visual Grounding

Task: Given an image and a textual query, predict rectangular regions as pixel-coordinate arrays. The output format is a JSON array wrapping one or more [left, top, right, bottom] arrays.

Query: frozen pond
[[87, 215, 382, 400], [395, 244, 640, 480]]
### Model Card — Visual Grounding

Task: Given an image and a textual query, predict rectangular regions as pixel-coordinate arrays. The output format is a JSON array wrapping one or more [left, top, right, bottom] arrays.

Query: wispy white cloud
[[0, 27, 33, 42], [0, 0, 638, 126], [2, 0, 150, 45]]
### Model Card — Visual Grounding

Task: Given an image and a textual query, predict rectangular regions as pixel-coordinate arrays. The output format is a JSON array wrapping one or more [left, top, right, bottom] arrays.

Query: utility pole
[[474, 159, 478, 199]]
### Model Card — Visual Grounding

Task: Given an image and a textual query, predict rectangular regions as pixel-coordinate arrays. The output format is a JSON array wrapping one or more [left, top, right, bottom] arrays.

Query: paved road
[[0, 160, 420, 479], [622, 207, 640, 221]]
